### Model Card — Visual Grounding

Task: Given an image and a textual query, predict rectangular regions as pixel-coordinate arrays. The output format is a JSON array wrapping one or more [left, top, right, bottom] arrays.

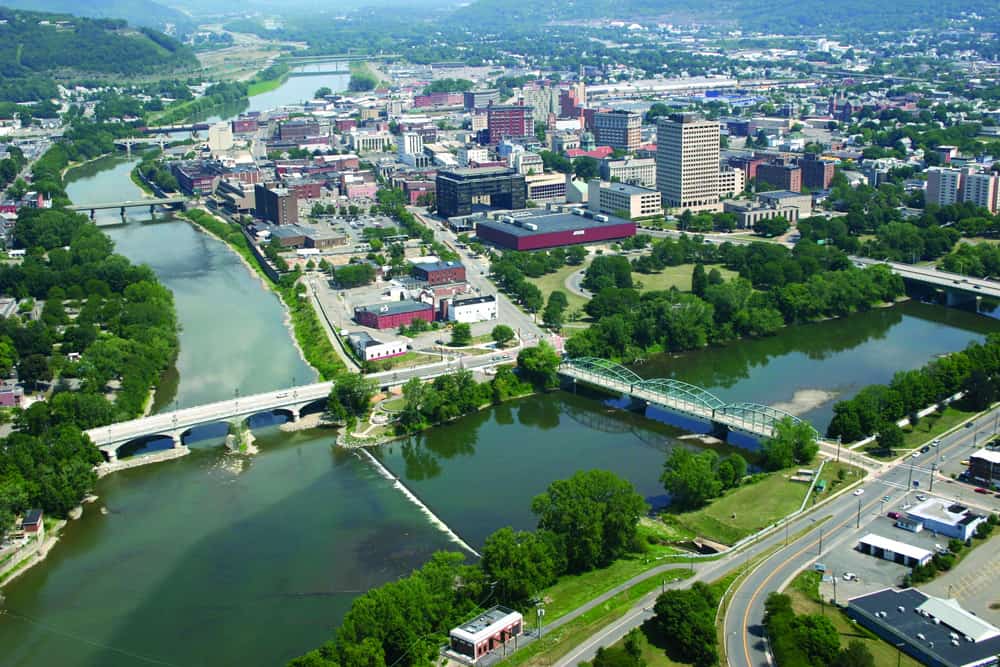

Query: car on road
[[921, 445, 931, 453], [853, 489, 864, 496], [916, 494, 927, 501], [842, 572, 858, 581], [975, 487, 990, 494], [912, 451, 921, 458], [966, 422, 975, 429], [961, 460, 970, 466], [933, 439, 942, 447], [882, 495, 891, 502], [887, 511, 901, 519]]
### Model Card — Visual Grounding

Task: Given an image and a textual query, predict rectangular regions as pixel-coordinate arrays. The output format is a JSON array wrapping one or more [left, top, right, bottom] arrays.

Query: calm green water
[[2, 81, 998, 667]]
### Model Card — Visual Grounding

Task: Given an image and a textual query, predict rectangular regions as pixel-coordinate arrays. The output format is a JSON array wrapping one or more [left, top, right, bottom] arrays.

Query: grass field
[[633, 264, 738, 293], [786, 571, 923, 667], [662, 461, 863, 546], [526, 263, 590, 316], [901, 405, 976, 449]]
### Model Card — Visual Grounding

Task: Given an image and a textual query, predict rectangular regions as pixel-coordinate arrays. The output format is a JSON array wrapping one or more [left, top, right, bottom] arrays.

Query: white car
[[912, 451, 921, 458], [853, 489, 865, 496], [843, 572, 858, 581]]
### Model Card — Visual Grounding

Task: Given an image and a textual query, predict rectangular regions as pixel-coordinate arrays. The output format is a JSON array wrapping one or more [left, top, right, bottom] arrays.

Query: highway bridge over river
[[68, 197, 187, 219], [852, 257, 1000, 303]]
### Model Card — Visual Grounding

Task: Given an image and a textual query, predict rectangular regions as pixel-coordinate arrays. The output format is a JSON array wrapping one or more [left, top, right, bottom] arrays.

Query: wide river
[[1, 70, 998, 666]]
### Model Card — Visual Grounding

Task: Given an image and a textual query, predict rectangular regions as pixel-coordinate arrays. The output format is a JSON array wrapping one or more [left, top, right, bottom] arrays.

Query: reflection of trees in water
[[516, 397, 561, 430], [398, 412, 484, 481], [637, 304, 908, 390], [400, 440, 442, 480]]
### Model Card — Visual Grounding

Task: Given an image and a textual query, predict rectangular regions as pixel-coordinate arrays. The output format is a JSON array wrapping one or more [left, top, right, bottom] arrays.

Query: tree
[[876, 420, 904, 454], [660, 448, 722, 509], [566, 246, 587, 265], [716, 453, 747, 489], [18, 354, 51, 390], [531, 469, 647, 572], [753, 216, 790, 238], [491, 324, 515, 348], [653, 583, 718, 667], [761, 417, 818, 470], [691, 263, 708, 297], [829, 641, 876, 667], [517, 342, 561, 389], [480, 527, 562, 607], [573, 156, 600, 181], [326, 374, 377, 424], [315, 86, 332, 98], [450, 322, 472, 346]]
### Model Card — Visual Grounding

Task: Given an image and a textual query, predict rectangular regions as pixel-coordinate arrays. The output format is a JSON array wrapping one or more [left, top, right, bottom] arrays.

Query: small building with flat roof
[[354, 300, 434, 330], [856, 533, 932, 567], [441, 294, 497, 323], [906, 498, 985, 541], [969, 448, 1000, 488], [346, 332, 406, 362], [448, 606, 523, 664], [847, 587, 1000, 667], [412, 260, 466, 286]]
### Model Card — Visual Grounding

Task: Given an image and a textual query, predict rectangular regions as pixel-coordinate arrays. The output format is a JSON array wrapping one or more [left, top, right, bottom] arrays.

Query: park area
[[660, 461, 862, 546]]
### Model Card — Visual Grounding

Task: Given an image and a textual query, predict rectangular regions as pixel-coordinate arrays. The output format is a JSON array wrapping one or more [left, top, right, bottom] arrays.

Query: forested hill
[[452, 0, 1000, 32], [0, 7, 197, 80], [0, 0, 193, 34]]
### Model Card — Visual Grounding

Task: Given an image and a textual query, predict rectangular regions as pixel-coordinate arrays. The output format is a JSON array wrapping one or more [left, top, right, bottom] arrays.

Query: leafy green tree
[[691, 262, 708, 297], [480, 527, 563, 607], [573, 156, 600, 180], [761, 417, 818, 470], [326, 373, 376, 424], [450, 322, 472, 346], [18, 354, 51, 390], [660, 448, 722, 509], [517, 342, 561, 389], [654, 583, 718, 667], [753, 216, 791, 238], [491, 324, 515, 348], [531, 469, 647, 572], [829, 641, 876, 667], [716, 453, 748, 489], [566, 246, 588, 265], [876, 420, 904, 453]]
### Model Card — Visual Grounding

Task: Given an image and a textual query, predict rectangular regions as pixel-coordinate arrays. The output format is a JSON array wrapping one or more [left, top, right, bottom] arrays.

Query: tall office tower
[[656, 113, 721, 211]]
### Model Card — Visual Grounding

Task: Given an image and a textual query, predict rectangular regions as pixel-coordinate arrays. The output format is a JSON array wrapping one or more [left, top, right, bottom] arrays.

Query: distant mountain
[[0, 7, 198, 100], [0, 0, 194, 34], [452, 0, 999, 32]]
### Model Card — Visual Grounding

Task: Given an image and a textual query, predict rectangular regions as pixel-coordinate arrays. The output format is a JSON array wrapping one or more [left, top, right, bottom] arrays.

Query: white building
[[207, 121, 234, 154], [588, 179, 662, 219], [445, 294, 497, 323], [656, 113, 721, 213], [458, 146, 489, 166], [601, 157, 656, 188], [926, 167, 963, 207], [718, 165, 746, 198], [347, 332, 407, 362], [398, 131, 423, 157], [962, 172, 998, 214]]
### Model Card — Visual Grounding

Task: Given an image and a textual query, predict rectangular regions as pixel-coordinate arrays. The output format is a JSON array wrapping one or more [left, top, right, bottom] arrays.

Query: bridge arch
[[716, 402, 818, 436], [563, 357, 643, 387], [634, 378, 726, 413]]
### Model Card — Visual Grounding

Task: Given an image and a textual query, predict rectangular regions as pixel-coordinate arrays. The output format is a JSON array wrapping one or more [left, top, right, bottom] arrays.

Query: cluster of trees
[[333, 263, 375, 288], [324, 374, 376, 429], [290, 468, 648, 666], [765, 593, 875, 667], [631, 234, 723, 274], [0, 144, 26, 194], [582, 255, 633, 292], [0, 206, 180, 536], [156, 81, 248, 126], [542, 291, 569, 330], [136, 155, 178, 193], [348, 63, 380, 92], [661, 448, 748, 509], [422, 78, 473, 94], [761, 418, 820, 470], [374, 188, 433, 244], [653, 582, 720, 666], [565, 261, 902, 361], [827, 334, 1000, 442], [676, 209, 740, 233], [753, 215, 791, 238], [939, 242, 1000, 277]]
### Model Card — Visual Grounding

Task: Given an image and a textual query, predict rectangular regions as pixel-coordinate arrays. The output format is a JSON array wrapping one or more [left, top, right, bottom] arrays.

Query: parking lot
[[816, 482, 997, 607]]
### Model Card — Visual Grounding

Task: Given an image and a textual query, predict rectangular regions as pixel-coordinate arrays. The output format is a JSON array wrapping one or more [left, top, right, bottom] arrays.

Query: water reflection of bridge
[[559, 357, 818, 440]]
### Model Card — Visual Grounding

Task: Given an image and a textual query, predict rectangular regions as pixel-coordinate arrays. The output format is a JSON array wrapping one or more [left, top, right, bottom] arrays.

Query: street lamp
[[536, 607, 545, 638]]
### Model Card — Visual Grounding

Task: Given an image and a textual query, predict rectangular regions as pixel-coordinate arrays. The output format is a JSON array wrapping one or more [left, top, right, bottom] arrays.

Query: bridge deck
[[68, 197, 186, 211]]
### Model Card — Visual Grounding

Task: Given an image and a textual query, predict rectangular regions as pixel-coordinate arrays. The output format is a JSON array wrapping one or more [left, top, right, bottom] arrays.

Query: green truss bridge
[[558, 357, 818, 440]]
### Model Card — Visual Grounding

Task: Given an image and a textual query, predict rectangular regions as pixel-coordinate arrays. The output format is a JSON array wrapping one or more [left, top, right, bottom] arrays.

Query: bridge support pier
[[149, 204, 155, 216], [946, 289, 977, 307], [710, 421, 730, 441], [90, 209, 95, 220], [120, 207, 126, 220]]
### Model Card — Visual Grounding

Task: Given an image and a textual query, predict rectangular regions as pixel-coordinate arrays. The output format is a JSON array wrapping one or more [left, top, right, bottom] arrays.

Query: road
[[725, 408, 1000, 667], [556, 407, 999, 666]]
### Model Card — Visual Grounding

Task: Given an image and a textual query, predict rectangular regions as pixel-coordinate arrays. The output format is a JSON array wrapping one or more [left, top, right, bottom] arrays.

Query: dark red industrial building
[[475, 209, 636, 251], [412, 261, 466, 285], [354, 300, 434, 330]]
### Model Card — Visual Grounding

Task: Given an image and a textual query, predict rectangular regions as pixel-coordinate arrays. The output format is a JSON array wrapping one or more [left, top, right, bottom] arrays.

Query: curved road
[[725, 408, 1000, 667]]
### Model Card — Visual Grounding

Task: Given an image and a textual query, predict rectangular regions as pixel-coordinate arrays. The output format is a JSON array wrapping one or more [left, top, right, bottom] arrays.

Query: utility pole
[[819, 527, 824, 555], [856, 497, 862, 528]]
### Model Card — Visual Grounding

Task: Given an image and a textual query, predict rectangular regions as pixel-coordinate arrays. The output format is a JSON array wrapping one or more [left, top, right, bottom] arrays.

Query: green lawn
[[539, 522, 683, 622], [786, 571, 923, 667], [633, 264, 738, 293], [380, 396, 406, 412], [526, 263, 590, 316], [901, 405, 976, 449], [661, 462, 863, 546]]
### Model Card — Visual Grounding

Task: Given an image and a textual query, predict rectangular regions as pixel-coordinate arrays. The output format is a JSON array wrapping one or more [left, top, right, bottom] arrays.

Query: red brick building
[[799, 154, 835, 190], [475, 210, 635, 251], [756, 162, 802, 192], [412, 261, 466, 285], [354, 300, 435, 330], [487, 105, 532, 144]]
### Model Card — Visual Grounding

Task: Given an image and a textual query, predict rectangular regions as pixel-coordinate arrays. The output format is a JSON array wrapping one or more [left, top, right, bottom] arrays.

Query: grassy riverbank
[[247, 68, 290, 96], [182, 209, 345, 379]]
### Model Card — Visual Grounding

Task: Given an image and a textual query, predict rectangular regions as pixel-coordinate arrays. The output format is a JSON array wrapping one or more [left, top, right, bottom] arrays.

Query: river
[[1, 71, 999, 666]]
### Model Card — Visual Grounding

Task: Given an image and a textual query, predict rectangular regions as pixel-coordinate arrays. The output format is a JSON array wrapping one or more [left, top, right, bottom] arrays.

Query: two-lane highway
[[725, 408, 1000, 667]]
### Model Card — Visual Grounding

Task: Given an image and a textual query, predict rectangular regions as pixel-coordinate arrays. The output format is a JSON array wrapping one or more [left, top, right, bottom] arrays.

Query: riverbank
[[0, 520, 67, 588]]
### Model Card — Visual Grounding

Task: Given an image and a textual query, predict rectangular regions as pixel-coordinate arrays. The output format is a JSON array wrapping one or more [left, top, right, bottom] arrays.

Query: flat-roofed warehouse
[[475, 208, 636, 251], [436, 167, 527, 218], [447, 606, 523, 664]]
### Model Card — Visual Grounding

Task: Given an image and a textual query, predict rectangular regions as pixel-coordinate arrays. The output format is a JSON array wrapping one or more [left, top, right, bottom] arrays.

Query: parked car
[[974, 487, 990, 494], [912, 451, 921, 458], [888, 511, 901, 519], [842, 572, 858, 581], [916, 494, 927, 501], [853, 489, 864, 496], [920, 445, 931, 453]]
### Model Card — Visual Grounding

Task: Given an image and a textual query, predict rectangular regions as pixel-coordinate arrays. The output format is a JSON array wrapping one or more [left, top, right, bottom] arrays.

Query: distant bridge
[[852, 257, 1000, 303], [142, 123, 210, 134], [558, 357, 816, 440], [68, 197, 187, 218]]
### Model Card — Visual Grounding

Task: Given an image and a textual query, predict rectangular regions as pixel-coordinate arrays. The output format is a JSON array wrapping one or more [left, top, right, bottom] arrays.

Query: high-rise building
[[961, 172, 999, 214], [799, 153, 835, 190], [756, 162, 802, 192], [254, 185, 298, 226], [487, 105, 532, 144], [593, 110, 641, 152], [926, 167, 963, 207], [656, 113, 721, 212], [398, 131, 423, 156]]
